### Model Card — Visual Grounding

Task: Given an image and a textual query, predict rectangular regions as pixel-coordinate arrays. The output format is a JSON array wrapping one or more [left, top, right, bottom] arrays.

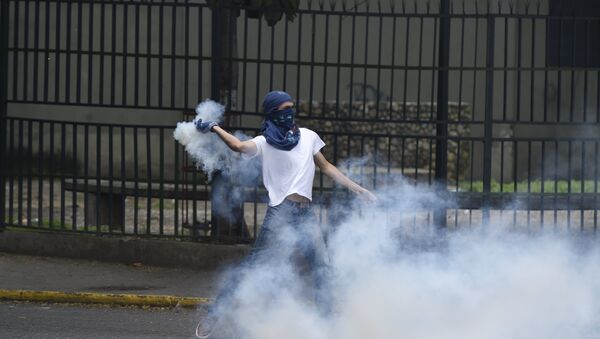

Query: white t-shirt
[[245, 127, 325, 207]]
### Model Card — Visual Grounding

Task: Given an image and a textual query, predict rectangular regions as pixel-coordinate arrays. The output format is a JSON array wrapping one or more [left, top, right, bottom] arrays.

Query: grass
[[459, 180, 600, 193], [150, 198, 176, 210], [4, 218, 114, 233], [4, 225, 190, 241]]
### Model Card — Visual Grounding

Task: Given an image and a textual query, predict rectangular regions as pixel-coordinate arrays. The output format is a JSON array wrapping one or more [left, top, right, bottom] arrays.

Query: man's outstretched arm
[[314, 151, 377, 202], [211, 125, 257, 155]]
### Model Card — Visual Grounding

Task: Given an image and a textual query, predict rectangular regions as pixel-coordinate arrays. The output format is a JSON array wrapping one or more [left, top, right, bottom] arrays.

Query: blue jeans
[[209, 199, 332, 317]]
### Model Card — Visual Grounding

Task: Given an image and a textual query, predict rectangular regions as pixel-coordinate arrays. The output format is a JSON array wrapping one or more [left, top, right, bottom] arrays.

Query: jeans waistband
[[283, 198, 311, 210]]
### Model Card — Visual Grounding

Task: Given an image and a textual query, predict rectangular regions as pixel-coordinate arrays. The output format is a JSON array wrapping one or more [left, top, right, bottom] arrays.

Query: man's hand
[[195, 118, 218, 133], [357, 188, 378, 204], [314, 152, 378, 204]]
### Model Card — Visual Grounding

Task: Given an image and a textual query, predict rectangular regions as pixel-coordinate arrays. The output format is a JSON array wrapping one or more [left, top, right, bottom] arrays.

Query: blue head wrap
[[261, 91, 301, 151], [262, 91, 293, 116]]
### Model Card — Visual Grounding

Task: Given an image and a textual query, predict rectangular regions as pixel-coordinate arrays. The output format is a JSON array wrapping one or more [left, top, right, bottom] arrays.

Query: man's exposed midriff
[[286, 193, 310, 203]]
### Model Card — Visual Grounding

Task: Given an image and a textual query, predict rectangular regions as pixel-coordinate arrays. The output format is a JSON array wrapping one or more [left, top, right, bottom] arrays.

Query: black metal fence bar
[[3, 117, 207, 238], [434, 0, 450, 227], [0, 0, 9, 231], [482, 14, 496, 224]]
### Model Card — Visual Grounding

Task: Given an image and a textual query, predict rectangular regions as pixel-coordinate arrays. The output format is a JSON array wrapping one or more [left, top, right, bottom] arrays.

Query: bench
[[62, 178, 270, 231], [62, 178, 348, 232]]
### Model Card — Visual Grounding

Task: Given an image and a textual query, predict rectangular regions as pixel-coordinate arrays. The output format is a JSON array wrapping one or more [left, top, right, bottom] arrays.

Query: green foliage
[[5, 219, 115, 233], [459, 180, 600, 193], [260, 0, 301, 24], [208, 0, 300, 26]]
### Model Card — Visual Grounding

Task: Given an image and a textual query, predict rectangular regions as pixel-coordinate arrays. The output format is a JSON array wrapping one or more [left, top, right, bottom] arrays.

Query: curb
[[0, 229, 248, 270], [0, 289, 211, 308]]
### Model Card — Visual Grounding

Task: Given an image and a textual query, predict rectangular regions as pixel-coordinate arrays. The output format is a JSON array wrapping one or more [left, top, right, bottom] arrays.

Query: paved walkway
[[0, 252, 221, 301]]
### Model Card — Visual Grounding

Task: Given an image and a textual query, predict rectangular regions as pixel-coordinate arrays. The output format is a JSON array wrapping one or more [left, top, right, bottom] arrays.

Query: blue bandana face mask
[[261, 107, 301, 151], [267, 107, 295, 129]]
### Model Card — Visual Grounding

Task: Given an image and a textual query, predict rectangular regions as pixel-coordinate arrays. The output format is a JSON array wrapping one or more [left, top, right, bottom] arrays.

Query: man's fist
[[195, 119, 218, 133]]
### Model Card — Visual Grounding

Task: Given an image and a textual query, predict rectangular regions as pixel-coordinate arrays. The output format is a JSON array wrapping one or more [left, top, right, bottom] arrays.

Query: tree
[[208, 0, 300, 26]]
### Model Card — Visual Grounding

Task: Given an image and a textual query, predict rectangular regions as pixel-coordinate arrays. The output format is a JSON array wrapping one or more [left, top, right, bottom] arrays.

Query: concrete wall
[[0, 229, 247, 270]]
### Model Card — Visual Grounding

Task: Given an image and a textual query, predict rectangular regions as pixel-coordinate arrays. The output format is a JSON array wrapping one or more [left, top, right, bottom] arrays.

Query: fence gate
[[1, 0, 599, 241]]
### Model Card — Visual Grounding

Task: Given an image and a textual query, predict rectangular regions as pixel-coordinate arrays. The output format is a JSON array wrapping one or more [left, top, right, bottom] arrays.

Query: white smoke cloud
[[209, 175, 600, 339], [173, 100, 261, 183], [327, 229, 600, 339], [173, 100, 230, 178], [177, 104, 600, 338]]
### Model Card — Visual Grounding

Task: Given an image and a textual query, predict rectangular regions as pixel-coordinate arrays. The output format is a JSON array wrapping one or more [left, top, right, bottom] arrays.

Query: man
[[195, 91, 376, 338]]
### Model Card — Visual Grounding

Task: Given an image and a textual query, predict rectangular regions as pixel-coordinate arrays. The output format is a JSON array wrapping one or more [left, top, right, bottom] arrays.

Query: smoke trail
[[173, 100, 261, 183], [211, 175, 600, 339], [173, 100, 261, 224], [173, 100, 230, 179]]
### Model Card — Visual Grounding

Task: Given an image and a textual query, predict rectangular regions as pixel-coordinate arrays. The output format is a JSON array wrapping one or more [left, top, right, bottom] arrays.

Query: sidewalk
[[0, 252, 222, 308]]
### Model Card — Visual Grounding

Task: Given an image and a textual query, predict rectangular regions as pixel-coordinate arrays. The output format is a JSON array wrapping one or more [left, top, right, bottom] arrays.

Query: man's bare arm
[[211, 126, 257, 155], [314, 151, 377, 202]]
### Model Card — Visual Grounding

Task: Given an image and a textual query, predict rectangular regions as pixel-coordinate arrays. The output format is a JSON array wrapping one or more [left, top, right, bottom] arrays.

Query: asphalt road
[[0, 301, 206, 339]]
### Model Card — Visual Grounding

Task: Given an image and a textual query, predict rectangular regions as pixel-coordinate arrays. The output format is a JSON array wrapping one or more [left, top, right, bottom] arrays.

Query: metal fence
[[1, 0, 600, 241]]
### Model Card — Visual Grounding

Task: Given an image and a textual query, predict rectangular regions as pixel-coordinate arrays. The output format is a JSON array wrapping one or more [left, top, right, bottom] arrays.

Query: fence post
[[209, 1, 246, 242], [0, 0, 10, 231], [434, 0, 450, 229], [209, 1, 224, 241], [482, 14, 496, 225], [210, 2, 223, 103], [0, 1, 8, 231]]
